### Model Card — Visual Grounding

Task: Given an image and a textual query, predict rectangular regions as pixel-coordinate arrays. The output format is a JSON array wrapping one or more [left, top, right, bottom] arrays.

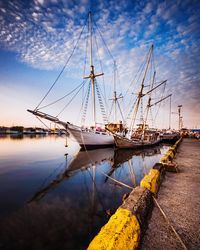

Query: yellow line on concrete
[[140, 169, 160, 194], [87, 208, 140, 250]]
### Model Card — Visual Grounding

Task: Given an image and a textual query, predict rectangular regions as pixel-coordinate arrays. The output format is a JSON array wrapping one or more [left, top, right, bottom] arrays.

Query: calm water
[[0, 135, 169, 250]]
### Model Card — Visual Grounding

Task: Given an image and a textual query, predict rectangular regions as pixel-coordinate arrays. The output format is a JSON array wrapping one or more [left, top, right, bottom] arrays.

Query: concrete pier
[[141, 138, 200, 250]]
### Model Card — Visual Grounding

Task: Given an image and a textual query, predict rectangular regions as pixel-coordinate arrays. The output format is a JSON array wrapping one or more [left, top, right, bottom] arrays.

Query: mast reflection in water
[[0, 135, 169, 250]]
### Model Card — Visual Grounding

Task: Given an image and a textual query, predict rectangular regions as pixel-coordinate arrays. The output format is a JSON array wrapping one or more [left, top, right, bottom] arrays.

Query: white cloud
[[0, 0, 199, 127], [35, 0, 44, 5], [144, 2, 153, 14]]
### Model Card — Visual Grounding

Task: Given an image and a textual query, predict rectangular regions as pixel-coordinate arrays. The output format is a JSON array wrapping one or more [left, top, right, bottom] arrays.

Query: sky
[[0, 0, 200, 129]]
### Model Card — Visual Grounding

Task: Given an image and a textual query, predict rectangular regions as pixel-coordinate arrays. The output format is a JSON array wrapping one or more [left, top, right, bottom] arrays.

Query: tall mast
[[89, 11, 96, 127], [169, 95, 171, 129], [89, 12, 93, 66], [178, 105, 182, 130], [140, 44, 154, 123], [83, 11, 104, 127], [114, 61, 117, 122], [109, 61, 123, 123], [143, 70, 156, 129], [130, 44, 154, 133]]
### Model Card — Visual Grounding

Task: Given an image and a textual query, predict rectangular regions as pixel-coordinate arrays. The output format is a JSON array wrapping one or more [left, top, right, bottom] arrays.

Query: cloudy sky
[[0, 0, 200, 129]]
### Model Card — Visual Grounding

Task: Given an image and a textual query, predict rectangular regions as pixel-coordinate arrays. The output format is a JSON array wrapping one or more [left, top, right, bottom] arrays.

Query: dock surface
[[141, 138, 200, 250]]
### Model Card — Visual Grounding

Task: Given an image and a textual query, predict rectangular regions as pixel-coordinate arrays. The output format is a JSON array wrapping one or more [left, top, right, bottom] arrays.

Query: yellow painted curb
[[87, 208, 140, 250], [160, 155, 169, 163], [170, 146, 176, 153], [160, 147, 175, 164], [167, 150, 174, 160], [140, 169, 160, 194]]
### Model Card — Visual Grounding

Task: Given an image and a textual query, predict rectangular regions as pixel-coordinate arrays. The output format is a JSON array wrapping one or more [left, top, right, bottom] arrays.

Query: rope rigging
[[55, 80, 88, 117], [143, 49, 156, 128], [108, 101, 114, 119], [83, 21, 90, 77], [126, 45, 159, 131], [93, 24, 107, 108], [95, 79, 108, 123], [124, 59, 148, 120], [34, 14, 89, 111], [81, 80, 91, 125], [123, 51, 149, 100], [126, 96, 138, 121], [153, 81, 167, 124], [38, 81, 86, 110], [94, 21, 115, 62], [30, 11, 122, 129], [116, 100, 125, 124]]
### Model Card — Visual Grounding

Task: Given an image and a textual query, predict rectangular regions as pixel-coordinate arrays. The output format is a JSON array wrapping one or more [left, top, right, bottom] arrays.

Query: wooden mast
[[83, 11, 104, 127], [178, 105, 182, 130], [143, 70, 156, 132], [89, 11, 96, 127], [129, 44, 154, 135], [109, 61, 123, 123], [114, 60, 117, 123]]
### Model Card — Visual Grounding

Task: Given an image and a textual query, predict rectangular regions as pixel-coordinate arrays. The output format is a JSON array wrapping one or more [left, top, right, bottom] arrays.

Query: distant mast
[[169, 95, 171, 129], [178, 105, 183, 130], [110, 61, 123, 123]]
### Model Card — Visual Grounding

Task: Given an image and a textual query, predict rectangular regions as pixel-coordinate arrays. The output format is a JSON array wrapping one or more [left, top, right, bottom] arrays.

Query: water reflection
[[105, 147, 161, 184], [0, 134, 60, 140], [0, 136, 168, 250], [28, 146, 162, 204], [28, 148, 114, 202]]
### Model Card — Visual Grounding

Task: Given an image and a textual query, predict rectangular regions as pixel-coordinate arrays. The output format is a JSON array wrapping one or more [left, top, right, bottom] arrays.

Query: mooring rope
[[79, 136, 188, 250], [153, 196, 188, 250], [99, 169, 133, 190]]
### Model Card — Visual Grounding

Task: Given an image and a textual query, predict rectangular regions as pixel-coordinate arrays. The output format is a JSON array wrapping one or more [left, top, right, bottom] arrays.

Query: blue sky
[[0, 0, 200, 129]]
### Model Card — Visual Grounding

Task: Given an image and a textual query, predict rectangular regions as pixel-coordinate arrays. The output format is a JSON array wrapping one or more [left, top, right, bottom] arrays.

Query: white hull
[[114, 134, 160, 149], [67, 123, 114, 149]]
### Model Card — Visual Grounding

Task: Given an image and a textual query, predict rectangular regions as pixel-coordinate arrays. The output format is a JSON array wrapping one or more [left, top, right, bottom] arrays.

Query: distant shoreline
[[0, 126, 67, 135]]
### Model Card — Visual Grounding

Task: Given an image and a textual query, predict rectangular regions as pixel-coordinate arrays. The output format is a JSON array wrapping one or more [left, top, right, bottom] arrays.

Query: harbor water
[[0, 135, 169, 250]]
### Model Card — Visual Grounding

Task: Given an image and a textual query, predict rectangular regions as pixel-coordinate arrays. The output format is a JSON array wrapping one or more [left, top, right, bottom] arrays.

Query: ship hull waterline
[[27, 109, 114, 150], [113, 134, 161, 149], [67, 123, 115, 150]]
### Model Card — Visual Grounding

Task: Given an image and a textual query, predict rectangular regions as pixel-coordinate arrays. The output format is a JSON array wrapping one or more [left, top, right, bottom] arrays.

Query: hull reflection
[[68, 147, 114, 172], [113, 146, 161, 168], [29, 148, 114, 202], [29, 146, 161, 203], [105, 146, 161, 184]]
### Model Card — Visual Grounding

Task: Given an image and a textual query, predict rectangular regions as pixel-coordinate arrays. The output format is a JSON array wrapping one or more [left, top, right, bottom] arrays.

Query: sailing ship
[[27, 12, 122, 149], [109, 45, 172, 149]]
